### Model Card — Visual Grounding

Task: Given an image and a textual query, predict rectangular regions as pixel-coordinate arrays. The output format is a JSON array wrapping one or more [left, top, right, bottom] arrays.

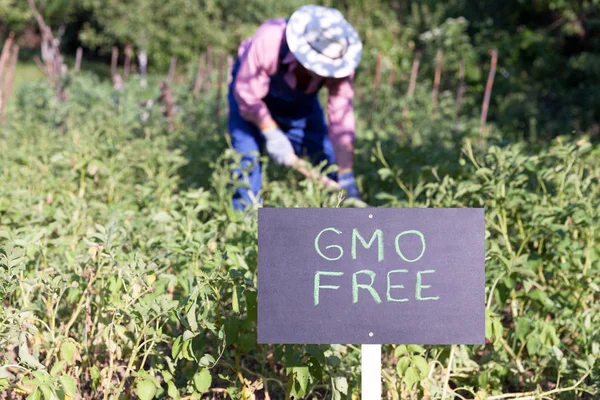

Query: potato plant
[[0, 72, 598, 399]]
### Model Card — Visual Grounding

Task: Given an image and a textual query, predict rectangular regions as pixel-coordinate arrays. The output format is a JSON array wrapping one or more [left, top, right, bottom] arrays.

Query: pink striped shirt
[[233, 18, 356, 145]]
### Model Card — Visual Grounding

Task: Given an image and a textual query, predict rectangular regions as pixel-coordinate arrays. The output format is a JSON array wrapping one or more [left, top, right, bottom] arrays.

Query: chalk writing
[[416, 270, 439, 300], [386, 269, 409, 302], [314, 227, 343, 261], [314, 271, 344, 306], [395, 230, 426, 262], [352, 229, 384, 262], [352, 270, 382, 304]]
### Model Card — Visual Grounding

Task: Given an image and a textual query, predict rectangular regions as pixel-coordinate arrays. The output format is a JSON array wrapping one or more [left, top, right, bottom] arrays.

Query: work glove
[[262, 127, 296, 167], [338, 170, 361, 200]]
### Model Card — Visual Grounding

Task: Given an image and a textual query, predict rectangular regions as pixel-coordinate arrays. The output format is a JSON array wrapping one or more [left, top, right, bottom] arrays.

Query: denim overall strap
[[263, 35, 326, 130]]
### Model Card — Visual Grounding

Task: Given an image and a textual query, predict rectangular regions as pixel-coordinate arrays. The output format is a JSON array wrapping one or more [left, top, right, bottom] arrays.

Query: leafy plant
[[1, 43, 599, 400]]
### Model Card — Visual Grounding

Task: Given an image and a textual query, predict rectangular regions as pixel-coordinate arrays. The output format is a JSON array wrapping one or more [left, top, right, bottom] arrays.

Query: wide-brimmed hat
[[285, 5, 362, 79]]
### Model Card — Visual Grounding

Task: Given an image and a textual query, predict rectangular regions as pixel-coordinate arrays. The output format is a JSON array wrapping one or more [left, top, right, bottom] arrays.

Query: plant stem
[[498, 337, 525, 373], [382, 368, 398, 400], [234, 348, 244, 383], [500, 207, 514, 257], [487, 271, 506, 310], [583, 229, 593, 275], [63, 272, 98, 339], [285, 370, 293, 400], [116, 322, 148, 394], [441, 345, 455, 400], [487, 369, 590, 399]]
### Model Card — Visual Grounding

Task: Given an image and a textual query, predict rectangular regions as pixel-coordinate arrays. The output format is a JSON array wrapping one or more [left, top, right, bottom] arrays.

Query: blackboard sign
[[257, 208, 485, 345]]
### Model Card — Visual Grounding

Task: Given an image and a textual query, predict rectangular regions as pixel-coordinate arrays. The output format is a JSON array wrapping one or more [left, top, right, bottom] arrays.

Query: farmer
[[227, 4, 363, 210]]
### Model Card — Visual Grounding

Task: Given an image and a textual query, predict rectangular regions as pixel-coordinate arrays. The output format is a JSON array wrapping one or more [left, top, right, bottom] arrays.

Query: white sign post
[[361, 344, 382, 399], [361, 214, 382, 400]]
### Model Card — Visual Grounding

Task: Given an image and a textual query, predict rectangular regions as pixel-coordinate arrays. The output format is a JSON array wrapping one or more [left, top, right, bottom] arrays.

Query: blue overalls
[[227, 35, 337, 211]]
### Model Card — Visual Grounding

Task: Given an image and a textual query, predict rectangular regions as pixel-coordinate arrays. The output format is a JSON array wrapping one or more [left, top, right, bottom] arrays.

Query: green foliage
[[4, 0, 600, 138], [0, 0, 78, 32], [1, 48, 599, 400]]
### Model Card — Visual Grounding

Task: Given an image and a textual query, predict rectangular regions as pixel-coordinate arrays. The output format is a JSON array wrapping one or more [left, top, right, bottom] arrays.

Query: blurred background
[[2, 0, 600, 139]]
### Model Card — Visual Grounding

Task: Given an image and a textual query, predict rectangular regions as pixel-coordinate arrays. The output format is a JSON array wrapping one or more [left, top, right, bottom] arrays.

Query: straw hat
[[285, 5, 362, 78]]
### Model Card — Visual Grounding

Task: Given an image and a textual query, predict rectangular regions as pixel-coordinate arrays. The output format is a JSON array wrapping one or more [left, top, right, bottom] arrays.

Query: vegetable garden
[[1, 0, 600, 397], [1, 65, 599, 399]]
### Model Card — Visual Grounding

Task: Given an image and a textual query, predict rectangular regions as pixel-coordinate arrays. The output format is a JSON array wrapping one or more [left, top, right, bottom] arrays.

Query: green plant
[[1, 52, 599, 400]]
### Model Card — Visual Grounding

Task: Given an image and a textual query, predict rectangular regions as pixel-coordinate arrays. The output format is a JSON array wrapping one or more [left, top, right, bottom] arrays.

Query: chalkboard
[[257, 208, 485, 345]]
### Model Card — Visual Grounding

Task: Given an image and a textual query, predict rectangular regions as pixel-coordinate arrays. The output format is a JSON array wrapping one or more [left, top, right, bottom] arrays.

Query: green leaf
[[19, 343, 45, 370], [172, 335, 183, 359], [485, 309, 499, 340], [527, 337, 541, 356], [90, 366, 100, 382], [477, 371, 489, 389], [290, 366, 309, 397], [377, 168, 393, 180], [412, 356, 429, 376], [493, 318, 503, 340], [327, 355, 341, 367], [238, 333, 256, 353], [39, 384, 57, 400], [332, 376, 348, 400], [396, 356, 410, 377], [232, 285, 239, 313], [552, 346, 564, 360], [59, 376, 76, 397], [527, 289, 554, 309], [224, 318, 239, 346], [574, 359, 589, 370], [587, 354, 596, 367], [186, 301, 198, 332], [27, 388, 41, 400], [60, 342, 77, 366], [308, 357, 323, 381], [404, 366, 420, 390], [512, 268, 537, 279], [193, 368, 212, 393], [394, 345, 408, 357], [137, 379, 157, 400], [181, 338, 195, 362], [199, 354, 215, 367], [50, 361, 65, 378], [183, 330, 196, 341], [515, 318, 532, 342], [32, 371, 50, 384], [407, 345, 425, 354], [540, 325, 559, 348], [167, 381, 180, 399], [245, 291, 257, 323], [502, 276, 516, 289], [162, 370, 174, 383], [306, 345, 326, 364]]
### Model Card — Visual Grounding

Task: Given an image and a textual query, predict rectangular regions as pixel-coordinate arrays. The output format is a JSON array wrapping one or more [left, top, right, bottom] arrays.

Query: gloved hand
[[338, 170, 361, 200], [262, 127, 296, 167]]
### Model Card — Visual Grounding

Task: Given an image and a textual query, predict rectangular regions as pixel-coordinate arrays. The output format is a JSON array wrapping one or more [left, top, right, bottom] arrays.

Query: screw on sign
[[258, 208, 485, 398]]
